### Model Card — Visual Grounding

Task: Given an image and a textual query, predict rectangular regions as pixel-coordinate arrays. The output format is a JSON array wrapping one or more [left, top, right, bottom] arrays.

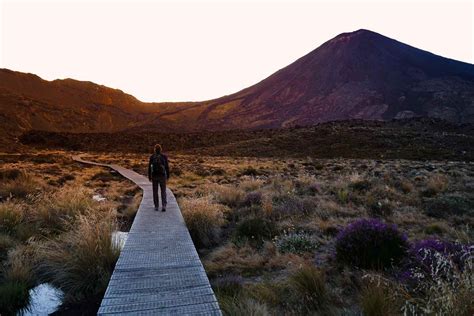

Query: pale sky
[[1, 0, 473, 102]]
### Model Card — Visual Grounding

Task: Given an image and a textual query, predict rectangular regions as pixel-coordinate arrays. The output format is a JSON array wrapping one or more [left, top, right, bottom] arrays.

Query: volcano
[[1, 29, 474, 146]]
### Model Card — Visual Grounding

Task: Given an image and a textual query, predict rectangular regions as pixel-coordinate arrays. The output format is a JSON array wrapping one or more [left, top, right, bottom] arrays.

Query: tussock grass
[[0, 281, 30, 315], [0, 244, 36, 315], [0, 201, 25, 235], [180, 196, 227, 248], [423, 174, 449, 197], [0, 171, 41, 199], [213, 185, 245, 207], [32, 186, 101, 235], [239, 179, 265, 192], [220, 297, 270, 316], [360, 284, 397, 316], [289, 265, 331, 313], [36, 211, 120, 304]]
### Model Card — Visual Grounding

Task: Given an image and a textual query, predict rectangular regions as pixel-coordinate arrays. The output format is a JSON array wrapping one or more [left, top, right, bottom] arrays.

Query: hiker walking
[[148, 144, 170, 212]]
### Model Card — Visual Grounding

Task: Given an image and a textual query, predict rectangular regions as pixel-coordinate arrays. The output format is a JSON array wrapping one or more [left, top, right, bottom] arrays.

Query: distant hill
[[2, 29, 474, 148]]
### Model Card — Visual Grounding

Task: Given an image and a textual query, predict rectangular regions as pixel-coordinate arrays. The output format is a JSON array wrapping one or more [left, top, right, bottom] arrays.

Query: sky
[[1, 0, 473, 102]]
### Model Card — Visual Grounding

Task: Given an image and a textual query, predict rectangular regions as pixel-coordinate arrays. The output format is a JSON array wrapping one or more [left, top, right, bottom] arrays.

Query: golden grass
[[180, 196, 227, 248], [36, 211, 120, 304], [0, 171, 42, 199]]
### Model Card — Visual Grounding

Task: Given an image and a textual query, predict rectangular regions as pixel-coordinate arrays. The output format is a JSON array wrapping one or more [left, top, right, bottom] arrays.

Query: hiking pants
[[152, 175, 167, 208]]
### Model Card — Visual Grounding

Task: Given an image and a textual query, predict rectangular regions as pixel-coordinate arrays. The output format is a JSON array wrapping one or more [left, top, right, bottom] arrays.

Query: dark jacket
[[148, 153, 170, 179]]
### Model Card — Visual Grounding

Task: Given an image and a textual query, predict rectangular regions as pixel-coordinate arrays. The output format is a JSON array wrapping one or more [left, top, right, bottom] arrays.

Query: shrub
[[36, 212, 120, 305], [180, 197, 226, 248], [423, 195, 473, 218], [234, 218, 276, 247], [0, 201, 24, 235], [335, 219, 409, 269], [289, 266, 330, 312], [275, 232, 318, 254]]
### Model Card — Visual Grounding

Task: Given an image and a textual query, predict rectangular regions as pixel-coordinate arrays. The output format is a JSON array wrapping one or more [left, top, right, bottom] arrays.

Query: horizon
[[1, 0, 473, 103]]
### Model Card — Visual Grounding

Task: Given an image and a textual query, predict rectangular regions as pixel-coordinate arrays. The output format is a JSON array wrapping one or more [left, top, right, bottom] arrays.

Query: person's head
[[154, 144, 162, 154]]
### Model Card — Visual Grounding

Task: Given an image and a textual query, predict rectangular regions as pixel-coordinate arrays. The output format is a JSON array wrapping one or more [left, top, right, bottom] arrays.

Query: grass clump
[[0, 281, 30, 315], [421, 174, 448, 197], [0, 171, 41, 199], [275, 232, 318, 254], [234, 218, 276, 247], [33, 186, 96, 235], [0, 244, 36, 315], [213, 186, 245, 208], [335, 219, 408, 270], [36, 212, 120, 305], [0, 201, 25, 235], [180, 197, 227, 248], [212, 274, 243, 298], [423, 194, 473, 218], [220, 297, 270, 316], [359, 276, 399, 316], [289, 265, 330, 313]]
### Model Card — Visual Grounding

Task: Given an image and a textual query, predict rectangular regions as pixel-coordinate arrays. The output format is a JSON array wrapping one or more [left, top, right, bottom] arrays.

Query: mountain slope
[[148, 29, 474, 130], [1, 29, 474, 147]]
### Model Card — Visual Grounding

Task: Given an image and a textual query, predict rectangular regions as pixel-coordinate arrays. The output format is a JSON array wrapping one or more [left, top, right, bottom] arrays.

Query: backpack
[[151, 154, 165, 176]]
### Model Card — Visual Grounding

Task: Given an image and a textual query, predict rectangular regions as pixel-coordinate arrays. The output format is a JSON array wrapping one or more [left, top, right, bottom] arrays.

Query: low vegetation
[[0, 155, 142, 314], [1, 149, 472, 315]]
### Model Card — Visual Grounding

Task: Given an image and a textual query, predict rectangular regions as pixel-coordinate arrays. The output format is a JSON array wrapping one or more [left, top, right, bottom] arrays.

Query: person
[[148, 144, 170, 212]]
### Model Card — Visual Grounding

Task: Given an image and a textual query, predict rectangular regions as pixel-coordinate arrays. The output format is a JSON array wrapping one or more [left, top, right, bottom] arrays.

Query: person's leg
[[159, 176, 167, 211], [152, 178, 159, 210]]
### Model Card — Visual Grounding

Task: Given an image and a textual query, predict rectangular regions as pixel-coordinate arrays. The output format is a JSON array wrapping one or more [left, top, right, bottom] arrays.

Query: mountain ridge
[[1, 29, 474, 148]]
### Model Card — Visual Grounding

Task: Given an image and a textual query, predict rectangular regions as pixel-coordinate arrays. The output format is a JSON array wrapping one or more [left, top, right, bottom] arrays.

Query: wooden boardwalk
[[73, 155, 221, 315]]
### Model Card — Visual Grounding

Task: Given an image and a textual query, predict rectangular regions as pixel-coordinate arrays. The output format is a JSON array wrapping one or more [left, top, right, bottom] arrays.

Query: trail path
[[72, 155, 221, 315]]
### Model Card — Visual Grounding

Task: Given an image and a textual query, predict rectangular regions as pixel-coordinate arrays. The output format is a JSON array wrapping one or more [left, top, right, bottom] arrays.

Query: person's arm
[[164, 155, 170, 179], [148, 156, 152, 181]]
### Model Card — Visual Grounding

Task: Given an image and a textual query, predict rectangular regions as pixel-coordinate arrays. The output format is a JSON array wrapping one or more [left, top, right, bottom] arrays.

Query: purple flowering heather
[[335, 218, 409, 269], [400, 238, 473, 283]]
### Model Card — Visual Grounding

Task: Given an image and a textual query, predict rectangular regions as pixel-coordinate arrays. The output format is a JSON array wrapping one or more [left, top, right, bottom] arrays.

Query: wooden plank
[[72, 156, 221, 315]]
